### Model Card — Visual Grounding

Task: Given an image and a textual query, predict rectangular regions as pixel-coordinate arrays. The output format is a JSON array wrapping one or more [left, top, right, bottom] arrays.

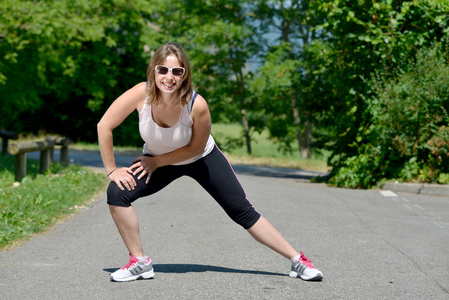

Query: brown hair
[[146, 43, 193, 106]]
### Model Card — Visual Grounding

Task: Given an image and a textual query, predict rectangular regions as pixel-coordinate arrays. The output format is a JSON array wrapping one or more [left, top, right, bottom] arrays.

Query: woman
[[97, 42, 323, 282]]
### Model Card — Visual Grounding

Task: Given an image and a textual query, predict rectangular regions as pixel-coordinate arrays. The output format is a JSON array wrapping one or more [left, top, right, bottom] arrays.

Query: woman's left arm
[[131, 94, 212, 182]]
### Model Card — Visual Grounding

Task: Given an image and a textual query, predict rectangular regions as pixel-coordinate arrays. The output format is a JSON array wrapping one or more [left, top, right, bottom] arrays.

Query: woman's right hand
[[108, 167, 137, 191]]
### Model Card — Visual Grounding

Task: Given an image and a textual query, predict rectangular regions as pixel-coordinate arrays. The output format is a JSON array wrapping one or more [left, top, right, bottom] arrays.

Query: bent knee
[[106, 182, 134, 207]]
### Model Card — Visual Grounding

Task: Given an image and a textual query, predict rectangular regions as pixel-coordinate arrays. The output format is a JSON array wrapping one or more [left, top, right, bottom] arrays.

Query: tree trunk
[[297, 129, 306, 159], [241, 109, 252, 155], [235, 64, 252, 155], [292, 98, 304, 159], [297, 123, 312, 159], [292, 98, 312, 159], [305, 120, 312, 159]]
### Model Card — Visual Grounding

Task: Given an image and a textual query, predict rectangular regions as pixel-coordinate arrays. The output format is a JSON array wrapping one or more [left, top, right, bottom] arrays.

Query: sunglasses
[[155, 65, 185, 76]]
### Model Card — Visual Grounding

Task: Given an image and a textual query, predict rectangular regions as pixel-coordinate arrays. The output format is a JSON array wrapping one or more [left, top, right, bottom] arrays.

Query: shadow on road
[[103, 264, 286, 277]]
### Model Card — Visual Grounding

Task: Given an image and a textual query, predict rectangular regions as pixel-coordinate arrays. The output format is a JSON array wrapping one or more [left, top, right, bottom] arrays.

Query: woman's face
[[154, 54, 184, 96]]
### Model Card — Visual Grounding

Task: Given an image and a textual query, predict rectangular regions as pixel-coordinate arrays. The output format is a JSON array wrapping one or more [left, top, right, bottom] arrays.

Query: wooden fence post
[[40, 148, 51, 174], [15, 153, 27, 181], [8, 140, 55, 181], [0, 130, 18, 155], [2, 138, 9, 156], [60, 146, 70, 167], [46, 136, 73, 167]]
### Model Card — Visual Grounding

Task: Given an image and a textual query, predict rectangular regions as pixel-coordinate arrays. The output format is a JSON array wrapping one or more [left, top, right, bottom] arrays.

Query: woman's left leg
[[190, 146, 298, 258], [189, 146, 323, 280], [247, 215, 299, 259]]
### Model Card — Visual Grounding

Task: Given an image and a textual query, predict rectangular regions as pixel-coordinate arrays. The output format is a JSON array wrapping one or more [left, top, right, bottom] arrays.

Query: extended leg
[[109, 205, 145, 257], [247, 216, 299, 259], [248, 216, 323, 281]]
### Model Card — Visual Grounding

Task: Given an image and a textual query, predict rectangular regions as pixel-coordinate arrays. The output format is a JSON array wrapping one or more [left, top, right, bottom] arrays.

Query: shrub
[[331, 43, 449, 188]]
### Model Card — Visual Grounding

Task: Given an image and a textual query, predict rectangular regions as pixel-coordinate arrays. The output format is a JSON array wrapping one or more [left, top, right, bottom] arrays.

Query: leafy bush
[[330, 43, 449, 188], [438, 173, 449, 184], [329, 146, 382, 188]]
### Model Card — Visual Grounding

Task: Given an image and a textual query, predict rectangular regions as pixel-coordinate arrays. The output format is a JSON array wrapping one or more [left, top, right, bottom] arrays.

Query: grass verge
[[0, 155, 109, 251]]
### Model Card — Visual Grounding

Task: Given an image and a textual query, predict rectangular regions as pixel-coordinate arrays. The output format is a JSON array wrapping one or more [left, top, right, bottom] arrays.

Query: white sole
[[289, 270, 323, 281], [110, 269, 155, 282]]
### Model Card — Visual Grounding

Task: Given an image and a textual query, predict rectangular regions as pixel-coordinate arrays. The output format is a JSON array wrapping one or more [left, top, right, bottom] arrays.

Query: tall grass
[[211, 124, 330, 172]]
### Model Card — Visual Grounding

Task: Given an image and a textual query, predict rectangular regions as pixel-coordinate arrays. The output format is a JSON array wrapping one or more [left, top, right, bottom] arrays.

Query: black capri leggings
[[107, 145, 261, 229]]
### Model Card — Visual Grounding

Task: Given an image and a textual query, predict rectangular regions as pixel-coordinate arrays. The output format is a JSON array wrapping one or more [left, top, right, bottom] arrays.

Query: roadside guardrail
[[7, 136, 73, 181]]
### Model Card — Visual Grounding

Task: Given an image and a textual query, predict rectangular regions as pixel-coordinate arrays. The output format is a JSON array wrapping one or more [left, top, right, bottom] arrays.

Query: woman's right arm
[[97, 82, 147, 191]]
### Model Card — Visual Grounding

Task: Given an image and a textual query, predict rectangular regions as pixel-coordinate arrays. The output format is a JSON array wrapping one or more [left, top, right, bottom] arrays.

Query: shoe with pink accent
[[290, 251, 323, 281], [110, 254, 154, 282]]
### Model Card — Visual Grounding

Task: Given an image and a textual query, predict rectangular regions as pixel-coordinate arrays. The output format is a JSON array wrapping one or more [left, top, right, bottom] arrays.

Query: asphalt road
[[1, 150, 449, 299]]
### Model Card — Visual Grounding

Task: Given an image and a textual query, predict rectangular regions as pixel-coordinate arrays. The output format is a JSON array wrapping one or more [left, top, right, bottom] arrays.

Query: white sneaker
[[290, 251, 323, 281], [110, 254, 154, 282]]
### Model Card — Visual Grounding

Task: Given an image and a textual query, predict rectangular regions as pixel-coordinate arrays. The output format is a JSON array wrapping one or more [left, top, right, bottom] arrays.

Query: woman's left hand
[[131, 156, 158, 184]]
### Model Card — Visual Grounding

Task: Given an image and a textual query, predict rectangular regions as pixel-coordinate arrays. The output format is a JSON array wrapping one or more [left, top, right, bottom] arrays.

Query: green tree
[[0, 0, 157, 143], [1, 0, 263, 150], [309, 0, 449, 186], [249, 0, 323, 159], [178, 0, 261, 154]]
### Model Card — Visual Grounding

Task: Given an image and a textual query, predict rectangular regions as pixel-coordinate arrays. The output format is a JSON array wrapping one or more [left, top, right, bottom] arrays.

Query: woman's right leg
[[109, 205, 145, 257], [109, 203, 155, 282], [106, 164, 181, 257], [107, 165, 181, 281]]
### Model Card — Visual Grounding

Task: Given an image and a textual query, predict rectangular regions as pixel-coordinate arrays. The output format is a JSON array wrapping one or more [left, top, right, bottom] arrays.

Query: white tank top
[[138, 91, 215, 165]]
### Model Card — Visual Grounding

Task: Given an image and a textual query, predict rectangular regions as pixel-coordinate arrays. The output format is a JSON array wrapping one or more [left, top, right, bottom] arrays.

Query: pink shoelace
[[121, 255, 139, 270], [299, 251, 316, 269]]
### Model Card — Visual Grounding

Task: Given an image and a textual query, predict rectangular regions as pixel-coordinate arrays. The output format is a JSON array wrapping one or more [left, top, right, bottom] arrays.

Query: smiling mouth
[[163, 82, 175, 88]]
